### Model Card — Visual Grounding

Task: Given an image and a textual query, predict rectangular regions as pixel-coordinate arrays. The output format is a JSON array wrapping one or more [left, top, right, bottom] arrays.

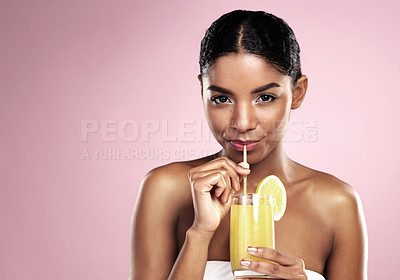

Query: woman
[[130, 10, 367, 280]]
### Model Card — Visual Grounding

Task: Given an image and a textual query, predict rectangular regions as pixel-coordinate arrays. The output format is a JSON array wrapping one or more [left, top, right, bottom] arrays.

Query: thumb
[[238, 161, 250, 169], [237, 162, 250, 182]]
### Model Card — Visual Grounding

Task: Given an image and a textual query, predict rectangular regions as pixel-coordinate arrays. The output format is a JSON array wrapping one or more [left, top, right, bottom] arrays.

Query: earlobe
[[291, 75, 308, 110]]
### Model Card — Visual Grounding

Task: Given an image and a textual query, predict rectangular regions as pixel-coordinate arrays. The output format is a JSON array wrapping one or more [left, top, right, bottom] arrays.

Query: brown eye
[[211, 95, 231, 104], [257, 94, 276, 103]]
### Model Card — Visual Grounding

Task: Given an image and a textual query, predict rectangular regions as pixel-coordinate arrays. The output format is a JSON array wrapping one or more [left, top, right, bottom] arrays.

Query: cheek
[[205, 106, 230, 136], [258, 103, 291, 135]]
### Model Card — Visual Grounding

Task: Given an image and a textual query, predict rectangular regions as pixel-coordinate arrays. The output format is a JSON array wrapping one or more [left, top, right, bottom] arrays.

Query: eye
[[211, 95, 231, 104], [257, 94, 276, 103]]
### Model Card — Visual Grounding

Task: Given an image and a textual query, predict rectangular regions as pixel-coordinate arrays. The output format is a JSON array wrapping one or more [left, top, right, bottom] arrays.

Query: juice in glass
[[230, 193, 274, 278]]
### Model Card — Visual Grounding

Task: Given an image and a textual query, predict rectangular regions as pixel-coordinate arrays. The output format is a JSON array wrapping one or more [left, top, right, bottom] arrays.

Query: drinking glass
[[230, 193, 274, 278]]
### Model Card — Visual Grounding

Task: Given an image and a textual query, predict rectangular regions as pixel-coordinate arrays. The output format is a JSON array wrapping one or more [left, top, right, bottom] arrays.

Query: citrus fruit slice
[[255, 175, 287, 221]]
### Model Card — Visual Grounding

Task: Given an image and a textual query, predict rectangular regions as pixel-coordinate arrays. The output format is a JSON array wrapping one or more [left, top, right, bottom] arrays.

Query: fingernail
[[241, 167, 251, 173], [240, 260, 251, 267], [239, 162, 250, 170], [247, 247, 257, 253]]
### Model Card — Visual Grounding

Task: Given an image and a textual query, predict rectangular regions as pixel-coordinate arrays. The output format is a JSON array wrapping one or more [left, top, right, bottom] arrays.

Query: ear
[[198, 74, 203, 96], [291, 75, 308, 110]]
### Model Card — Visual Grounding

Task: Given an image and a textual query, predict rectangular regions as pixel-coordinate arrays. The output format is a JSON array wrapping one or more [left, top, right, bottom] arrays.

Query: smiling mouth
[[229, 140, 260, 151]]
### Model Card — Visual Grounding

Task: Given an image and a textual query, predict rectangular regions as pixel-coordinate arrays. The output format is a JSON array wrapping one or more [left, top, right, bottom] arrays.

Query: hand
[[239, 247, 307, 280], [187, 157, 250, 234]]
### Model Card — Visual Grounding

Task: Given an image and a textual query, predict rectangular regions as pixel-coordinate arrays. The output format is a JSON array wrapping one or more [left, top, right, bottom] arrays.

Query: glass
[[230, 193, 275, 278]]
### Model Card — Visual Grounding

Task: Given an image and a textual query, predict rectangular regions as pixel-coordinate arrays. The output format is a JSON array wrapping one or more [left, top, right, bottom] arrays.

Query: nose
[[230, 102, 257, 133]]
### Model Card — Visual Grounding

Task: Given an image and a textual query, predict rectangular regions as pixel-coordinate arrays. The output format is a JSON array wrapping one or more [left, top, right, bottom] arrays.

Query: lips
[[229, 140, 260, 151]]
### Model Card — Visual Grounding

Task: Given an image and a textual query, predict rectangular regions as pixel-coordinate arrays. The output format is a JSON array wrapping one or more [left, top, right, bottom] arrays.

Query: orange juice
[[230, 194, 274, 275]]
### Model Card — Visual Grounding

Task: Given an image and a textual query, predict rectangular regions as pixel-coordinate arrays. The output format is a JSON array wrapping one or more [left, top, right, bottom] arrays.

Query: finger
[[238, 161, 250, 169], [189, 157, 249, 191], [236, 278, 280, 280], [247, 247, 300, 266], [217, 156, 251, 176], [235, 275, 280, 280], [188, 157, 235, 174], [190, 168, 233, 200], [219, 172, 232, 203], [211, 157, 250, 192], [192, 172, 226, 193], [192, 172, 231, 204], [189, 165, 236, 191], [237, 161, 251, 184], [209, 170, 231, 204], [190, 168, 228, 182], [214, 171, 228, 198], [240, 259, 307, 279], [188, 156, 249, 176]]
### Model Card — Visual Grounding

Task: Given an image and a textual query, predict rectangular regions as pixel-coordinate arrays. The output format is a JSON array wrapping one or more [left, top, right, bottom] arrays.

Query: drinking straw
[[243, 145, 247, 194]]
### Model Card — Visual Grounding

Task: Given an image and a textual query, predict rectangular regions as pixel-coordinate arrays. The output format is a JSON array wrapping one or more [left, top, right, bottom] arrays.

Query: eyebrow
[[251, 83, 281, 93], [207, 83, 280, 94]]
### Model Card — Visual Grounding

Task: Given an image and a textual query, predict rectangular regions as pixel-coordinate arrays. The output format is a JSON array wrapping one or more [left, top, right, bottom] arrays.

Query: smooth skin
[[130, 53, 368, 280]]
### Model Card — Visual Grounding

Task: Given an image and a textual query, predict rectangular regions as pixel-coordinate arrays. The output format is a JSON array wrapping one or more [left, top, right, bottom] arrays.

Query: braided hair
[[199, 10, 302, 85]]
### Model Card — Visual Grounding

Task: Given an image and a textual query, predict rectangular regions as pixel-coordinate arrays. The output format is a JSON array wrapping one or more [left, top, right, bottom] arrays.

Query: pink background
[[1, 0, 399, 279]]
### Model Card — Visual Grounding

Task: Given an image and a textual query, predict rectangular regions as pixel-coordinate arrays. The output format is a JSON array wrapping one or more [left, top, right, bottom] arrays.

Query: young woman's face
[[201, 53, 297, 164]]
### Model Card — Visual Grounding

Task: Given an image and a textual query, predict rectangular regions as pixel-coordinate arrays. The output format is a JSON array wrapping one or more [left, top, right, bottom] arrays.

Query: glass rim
[[232, 193, 258, 197], [232, 193, 259, 205], [232, 193, 272, 206]]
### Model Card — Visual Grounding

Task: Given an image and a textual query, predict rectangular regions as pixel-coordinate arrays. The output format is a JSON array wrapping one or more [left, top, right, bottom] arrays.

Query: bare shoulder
[[136, 156, 215, 209], [294, 164, 368, 278], [306, 167, 361, 211], [292, 161, 359, 202], [139, 161, 191, 200], [293, 163, 366, 230], [130, 155, 218, 279]]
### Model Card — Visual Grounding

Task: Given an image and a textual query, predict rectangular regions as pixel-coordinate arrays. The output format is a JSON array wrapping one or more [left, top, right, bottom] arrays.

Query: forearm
[[168, 228, 214, 280]]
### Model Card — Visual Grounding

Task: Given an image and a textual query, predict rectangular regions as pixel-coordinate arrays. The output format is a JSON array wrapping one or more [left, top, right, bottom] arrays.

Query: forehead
[[204, 53, 291, 90]]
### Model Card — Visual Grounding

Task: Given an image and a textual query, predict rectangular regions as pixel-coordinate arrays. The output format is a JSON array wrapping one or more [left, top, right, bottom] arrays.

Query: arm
[[168, 228, 214, 279], [169, 157, 249, 279], [324, 186, 368, 280], [130, 159, 250, 280], [129, 167, 183, 279]]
